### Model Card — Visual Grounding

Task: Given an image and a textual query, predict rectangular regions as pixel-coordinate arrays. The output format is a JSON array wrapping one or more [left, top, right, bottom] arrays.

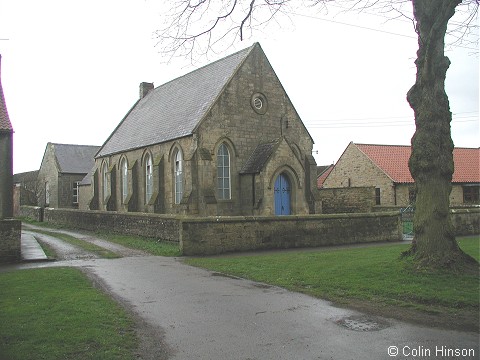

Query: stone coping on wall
[[179, 211, 400, 223]]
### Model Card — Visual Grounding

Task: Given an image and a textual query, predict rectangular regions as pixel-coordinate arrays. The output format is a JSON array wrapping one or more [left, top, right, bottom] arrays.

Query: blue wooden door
[[274, 173, 291, 215]]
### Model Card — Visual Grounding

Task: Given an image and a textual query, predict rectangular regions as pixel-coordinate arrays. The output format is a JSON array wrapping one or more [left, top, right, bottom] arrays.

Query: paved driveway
[[6, 228, 480, 360]]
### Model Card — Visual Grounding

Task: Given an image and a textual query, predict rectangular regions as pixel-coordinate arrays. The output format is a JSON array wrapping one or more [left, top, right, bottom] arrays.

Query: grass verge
[[0, 267, 137, 360], [184, 236, 479, 331], [33, 229, 120, 259], [21, 218, 180, 257], [99, 232, 181, 257]]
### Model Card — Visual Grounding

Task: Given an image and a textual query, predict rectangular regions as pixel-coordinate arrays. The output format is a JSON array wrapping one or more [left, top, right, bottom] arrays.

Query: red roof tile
[[317, 165, 334, 188], [355, 143, 479, 184]]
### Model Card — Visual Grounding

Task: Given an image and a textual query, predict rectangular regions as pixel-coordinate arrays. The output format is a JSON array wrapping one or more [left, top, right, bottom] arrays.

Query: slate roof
[[316, 164, 334, 188], [97, 44, 256, 158], [0, 54, 13, 132], [240, 140, 279, 174], [355, 143, 480, 184], [79, 165, 96, 186], [13, 170, 39, 184], [48, 143, 100, 174]]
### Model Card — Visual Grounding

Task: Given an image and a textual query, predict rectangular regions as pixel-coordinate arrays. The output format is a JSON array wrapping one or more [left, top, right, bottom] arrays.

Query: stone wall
[[451, 208, 480, 236], [0, 219, 21, 263], [180, 212, 401, 255], [317, 187, 376, 214], [19, 205, 43, 222], [21, 206, 402, 255], [57, 173, 85, 208], [43, 208, 180, 242]]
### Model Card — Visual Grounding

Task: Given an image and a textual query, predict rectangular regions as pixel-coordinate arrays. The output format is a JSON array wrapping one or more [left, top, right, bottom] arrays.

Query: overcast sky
[[0, 0, 478, 174]]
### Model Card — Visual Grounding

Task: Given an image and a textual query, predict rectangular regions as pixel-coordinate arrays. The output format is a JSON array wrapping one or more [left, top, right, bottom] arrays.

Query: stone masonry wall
[[19, 205, 43, 222], [180, 212, 401, 255], [37, 144, 58, 207], [317, 187, 376, 214], [21, 206, 403, 255], [43, 208, 180, 242], [0, 219, 21, 263], [451, 208, 480, 235]]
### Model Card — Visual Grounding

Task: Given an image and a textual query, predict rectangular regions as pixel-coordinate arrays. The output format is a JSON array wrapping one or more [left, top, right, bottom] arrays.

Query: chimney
[[139, 82, 154, 99]]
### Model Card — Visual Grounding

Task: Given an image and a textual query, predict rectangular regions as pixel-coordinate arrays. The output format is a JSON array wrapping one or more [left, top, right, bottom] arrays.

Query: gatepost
[[0, 54, 21, 263]]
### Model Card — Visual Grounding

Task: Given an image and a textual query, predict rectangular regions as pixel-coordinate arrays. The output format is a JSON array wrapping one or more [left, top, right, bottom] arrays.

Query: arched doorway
[[274, 173, 291, 215]]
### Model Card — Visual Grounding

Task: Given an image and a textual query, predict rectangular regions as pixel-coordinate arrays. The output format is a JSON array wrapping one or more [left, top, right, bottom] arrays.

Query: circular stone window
[[251, 93, 268, 115]]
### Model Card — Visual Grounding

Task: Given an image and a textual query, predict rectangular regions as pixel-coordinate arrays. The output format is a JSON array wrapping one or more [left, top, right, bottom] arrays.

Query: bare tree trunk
[[406, 0, 476, 269]]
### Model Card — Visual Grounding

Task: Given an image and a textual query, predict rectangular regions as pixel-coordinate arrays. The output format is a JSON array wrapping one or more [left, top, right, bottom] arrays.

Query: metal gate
[[400, 205, 414, 240]]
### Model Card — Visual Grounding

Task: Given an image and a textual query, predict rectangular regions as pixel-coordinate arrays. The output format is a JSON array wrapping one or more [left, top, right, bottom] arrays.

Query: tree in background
[[156, 0, 479, 270]]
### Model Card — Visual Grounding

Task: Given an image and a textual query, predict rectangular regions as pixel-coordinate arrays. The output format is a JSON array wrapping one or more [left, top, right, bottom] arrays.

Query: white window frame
[[121, 158, 128, 203], [145, 154, 153, 203], [73, 181, 80, 204], [174, 149, 183, 204]]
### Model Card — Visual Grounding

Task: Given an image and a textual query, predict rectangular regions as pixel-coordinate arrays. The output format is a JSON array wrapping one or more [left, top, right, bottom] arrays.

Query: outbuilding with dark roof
[[37, 142, 100, 208]]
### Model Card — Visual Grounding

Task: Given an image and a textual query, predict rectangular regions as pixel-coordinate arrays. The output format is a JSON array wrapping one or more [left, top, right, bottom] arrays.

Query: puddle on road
[[335, 315, 389, 331]]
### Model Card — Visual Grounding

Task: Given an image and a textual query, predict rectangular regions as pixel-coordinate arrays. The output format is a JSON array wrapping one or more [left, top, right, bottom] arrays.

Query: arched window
[[102, 162, 109, 201], [217, 143, 231, 200], [145, 154, 153, 203], [121, 158, 128, 203], [174, 149, 183, 204]]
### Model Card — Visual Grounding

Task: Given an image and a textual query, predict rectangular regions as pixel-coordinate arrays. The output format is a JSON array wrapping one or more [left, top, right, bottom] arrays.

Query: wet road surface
[[3, 226, 478, 360]]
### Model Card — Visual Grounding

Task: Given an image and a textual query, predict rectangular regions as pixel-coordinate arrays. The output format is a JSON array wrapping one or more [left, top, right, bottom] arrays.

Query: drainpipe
[[252, 174, 256, 208], [394, 184, 397, 206]]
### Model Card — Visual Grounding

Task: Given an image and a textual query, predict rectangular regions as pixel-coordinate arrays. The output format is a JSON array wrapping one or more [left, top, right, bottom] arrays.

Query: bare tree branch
[[154, 0, 291, 61]]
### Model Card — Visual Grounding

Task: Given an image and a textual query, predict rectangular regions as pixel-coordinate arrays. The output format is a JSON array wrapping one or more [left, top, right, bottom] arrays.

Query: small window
[[251, 93, 268, 115], [174, 149, 183, 204], [253, 97, 263, 110], [217, 143, 231, 200], [73, 181, 80, 204], [463, 185, 479, 204], [375, 187, 381, 205], [145, 154, 153, 203]]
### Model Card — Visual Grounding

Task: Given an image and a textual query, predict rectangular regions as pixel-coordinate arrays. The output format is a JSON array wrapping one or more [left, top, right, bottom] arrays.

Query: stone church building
[[88, 43, 318, 216]]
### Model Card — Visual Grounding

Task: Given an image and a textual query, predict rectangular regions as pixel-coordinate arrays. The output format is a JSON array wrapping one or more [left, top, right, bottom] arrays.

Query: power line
[[291, 11, 416, 39], [305, 111, 478, 124], [290, 12, 478, 51], [304, 112, 479, 129]]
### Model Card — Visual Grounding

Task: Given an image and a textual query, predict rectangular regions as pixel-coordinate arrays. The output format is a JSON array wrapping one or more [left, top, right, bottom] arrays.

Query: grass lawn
[[184, 236, 480, 331], [0, 267, 137, 360], [100, 232, 181, 257]]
